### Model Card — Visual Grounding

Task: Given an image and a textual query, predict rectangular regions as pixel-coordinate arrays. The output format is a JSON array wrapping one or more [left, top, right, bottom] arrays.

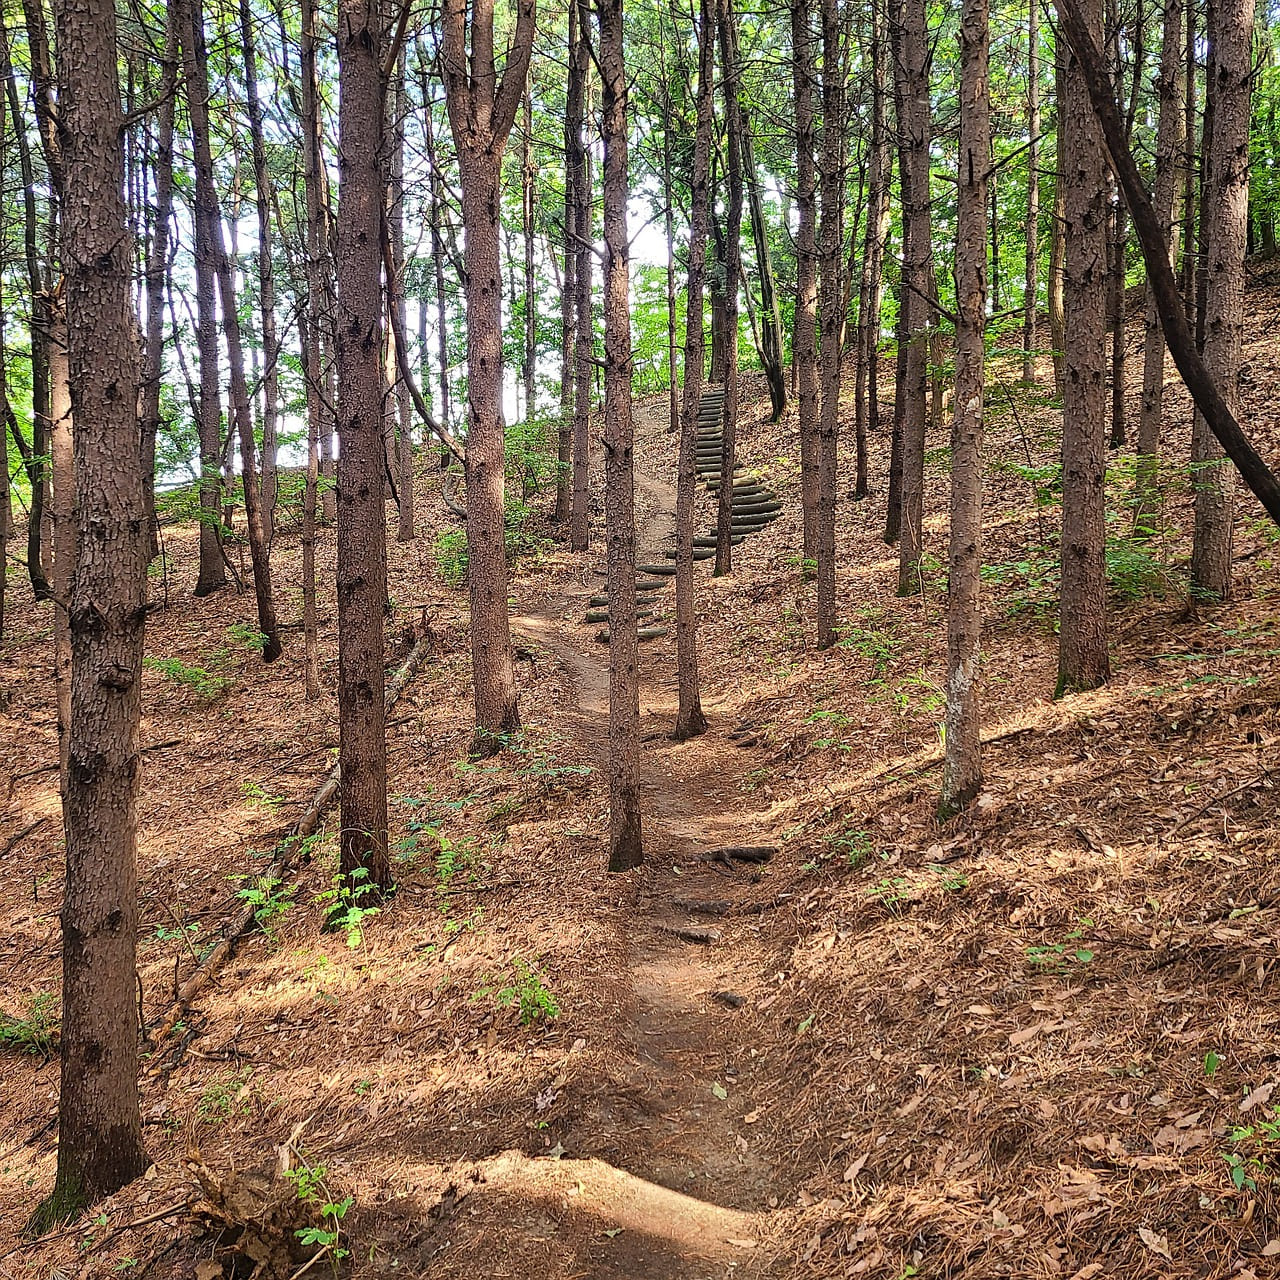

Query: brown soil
[[5, 268, 1280, 1279]]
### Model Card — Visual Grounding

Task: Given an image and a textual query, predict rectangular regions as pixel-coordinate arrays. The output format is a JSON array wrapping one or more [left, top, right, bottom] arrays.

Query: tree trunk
[[1056, 0, 1111, 697], [599, 0, 643, 871], [386, 50, 415, 543], [673, 0, 714, 742], [49, 301, 74, 790], [815, 0, 844, 646], [569, 0, 593, 552], [1049, 52, 1068, 397], [941, 0, 988, 817], [1023, 0, 1040, 384], [893, 0, 933, 597], [35, 0, 150, 1223], [792, 0, 819, 570], [140, 12, 176, 561], [661, 44, 680, 440], [555, 8, 578, 524], [180, 0, 281, 660], [442, 0, 534, 752], [240, 0, 279, 544], [335, 0, 391, 888], [522, 86, 536, 426], [1190, 0, 1251, 601], [714, 0, 745, 578], [1135, 0, 1183, 534], [1109, 203, 1128, 448], [1179, 0, 1197, 319], [423, 94, 453, 434]]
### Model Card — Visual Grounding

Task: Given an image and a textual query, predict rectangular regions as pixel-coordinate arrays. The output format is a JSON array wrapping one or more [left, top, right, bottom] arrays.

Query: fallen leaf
[[195, 1265, 223, 1280], [1067, 1265, 1103, 1280], [1240, 1082, 1275, 1113], [711, 1081, 728, 1101], [1261, 1240, 1280, 1258], [1009, 1022, 1043, 1047], [743, 1107, 762, 1124], [843, 1153, 868, 1182], [1138, 1227, 1171, 1260]]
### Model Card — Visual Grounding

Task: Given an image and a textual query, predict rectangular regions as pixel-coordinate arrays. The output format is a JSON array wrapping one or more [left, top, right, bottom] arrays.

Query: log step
[[637, 563, 678, 577], [662, 546, 717, 561]]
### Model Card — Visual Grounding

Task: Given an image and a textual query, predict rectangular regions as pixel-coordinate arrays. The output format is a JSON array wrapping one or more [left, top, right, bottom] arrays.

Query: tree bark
[[442, 0, 534, 752], [386, 49, 416, 543], [714, 0, 745, 578], [1023, 0, 1041, 385], [49, 300, 74, 791], [1049, 52, 1068, 398], [335, 0, 392, 888], [673, 0, 714, 742], [569, 0, 593, 552], [792, 0, 819, 570], [1135, 0, 1183, 533], [1056, 0, 1111, 696], [555, 9, 578, 523], [36, 0, 150, 1223], [1190, 0, 1252, 602], [892, 0, 933, 597], [599, 0, 643, 871], [940, 0, 988, 817]]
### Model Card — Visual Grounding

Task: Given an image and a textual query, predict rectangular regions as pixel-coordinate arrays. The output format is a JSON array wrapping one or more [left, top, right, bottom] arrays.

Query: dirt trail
[[506, 402, 785, 1278]]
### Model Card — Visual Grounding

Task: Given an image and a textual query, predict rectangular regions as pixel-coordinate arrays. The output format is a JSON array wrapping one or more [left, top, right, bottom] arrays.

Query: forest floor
[[5, 265, 1280, 1280]]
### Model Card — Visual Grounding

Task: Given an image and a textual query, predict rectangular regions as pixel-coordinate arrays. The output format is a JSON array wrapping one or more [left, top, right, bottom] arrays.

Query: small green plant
[[434, 529, 469, 588], [1204, 1050, 1223, 1078], [242, 779, 284, 812], [866, 876, 913, 914], [196, 1070, 253, 1124], [837, 624, 897, 675], [232, 873, 296, 940], [1025, 919, 1096, 972], [284, 1160, 352, 1266], [1222, 1106, 1280, 1191], [315, 867, 381, 948], [226, 622, 270, 653], [828, 828, 875, 868], [487, 959, 560, 1025], [143, 655, 231, 700], [0, 992, 59, 1056]]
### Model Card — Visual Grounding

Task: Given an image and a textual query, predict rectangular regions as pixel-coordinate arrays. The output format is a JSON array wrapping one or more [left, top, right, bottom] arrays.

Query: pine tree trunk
[[792, 0, 819, 570], [941, 0, 988, 817], [37, 0, 150, 1223], [599, 0, 643, 871], [442, 0, 534, 752], [1179, 0, 1197, 319], [335, 0, 391, 887], [49, 301, 74, 789], [714, 0, 745, 578], [673, 0, 714, 742], [555, 7, 578, 524], [815, 0, 844, 646], [1190, 0, 1251, 601], [1049, 52, 1068, 398], [386, 51, 415, 543], [1057, 0, 1111, 697], [569, 0, 593, 552], [1135, 0, 1183, 534], [1023, 0, 1040, 385], [661, 47, 680, 440], [893, 0, 933, 597]]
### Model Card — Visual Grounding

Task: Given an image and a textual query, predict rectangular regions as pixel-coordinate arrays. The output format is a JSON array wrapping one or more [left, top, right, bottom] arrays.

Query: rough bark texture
[[1049, 52, 1068, 398], [49, 301, 74, 790], [387, 51, 416, 544], [442, 0, 534, 752], [1135, 0, 1183, 533], [569, 0, 592, 553], [38, 0, 150, 1223], [599, 0, 642, 871], [941, 0, 988, 817], [791, 0, 819, 569], [1190, 0, 1252, 602], [1023, 0, 1040, 385], [814, 0, 844, 647], [714, 0, 744, 578], [335, 0, 391, 887], [1056, 0, 1111, 697], [893, 0, 933, 597], [555, 14, 577, 524], [673, 0, 714, 743]]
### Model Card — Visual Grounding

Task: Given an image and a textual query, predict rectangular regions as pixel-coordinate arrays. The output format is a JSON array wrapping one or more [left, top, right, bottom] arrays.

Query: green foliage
[[827, 827, 875, 868], [1025, 920, 1096, 972], [284, 1160, 352, 1263], [315, 867, 381, 949], [433, 496, 547, 589], [143, 655, 231, 700], [196, 1070, 253, 1124], [485, 959, 560, 1025], [434, 529, 468, 588], [232, 874, 296, 940], [1224, 1106, 1280, 1192], [0, 992, 59, 1056]]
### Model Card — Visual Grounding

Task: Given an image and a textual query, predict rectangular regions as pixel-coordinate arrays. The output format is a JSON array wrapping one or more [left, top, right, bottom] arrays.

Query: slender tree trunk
[[815, 0, 844, 646], [35, 0, 150, 1224], [387, 52, 415, 543], [423, 96, 453, 435], [1190, 0, 1251, 601], [792, 0, 819, 570], [661, 43, 680, 439], [335, 0, 391, 888], [569, 0, 593, 552], [1109, 203, 1128, 448], [49, 301, 74, 789], [893, 0, 933, 596], [1023, 0, 1041, 384], [442, 0, 534, 753], [714, 0, 745, 577], [941, 0, 988, 817], [673, 0, 714, 742], [555, 10, 579, 523], [599, 0, 642, 870], [139, 14, 176, 561], [522, 87, 536, 425], [1179, 0, 1197, 319], [181, 0, 281, 659], [1136, 0, 1183, 533], [1049, 52, 1068, 397], [240, 0, 279, 544], [1056, 0, 1111, 696], [1, 14, 51, 600]]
